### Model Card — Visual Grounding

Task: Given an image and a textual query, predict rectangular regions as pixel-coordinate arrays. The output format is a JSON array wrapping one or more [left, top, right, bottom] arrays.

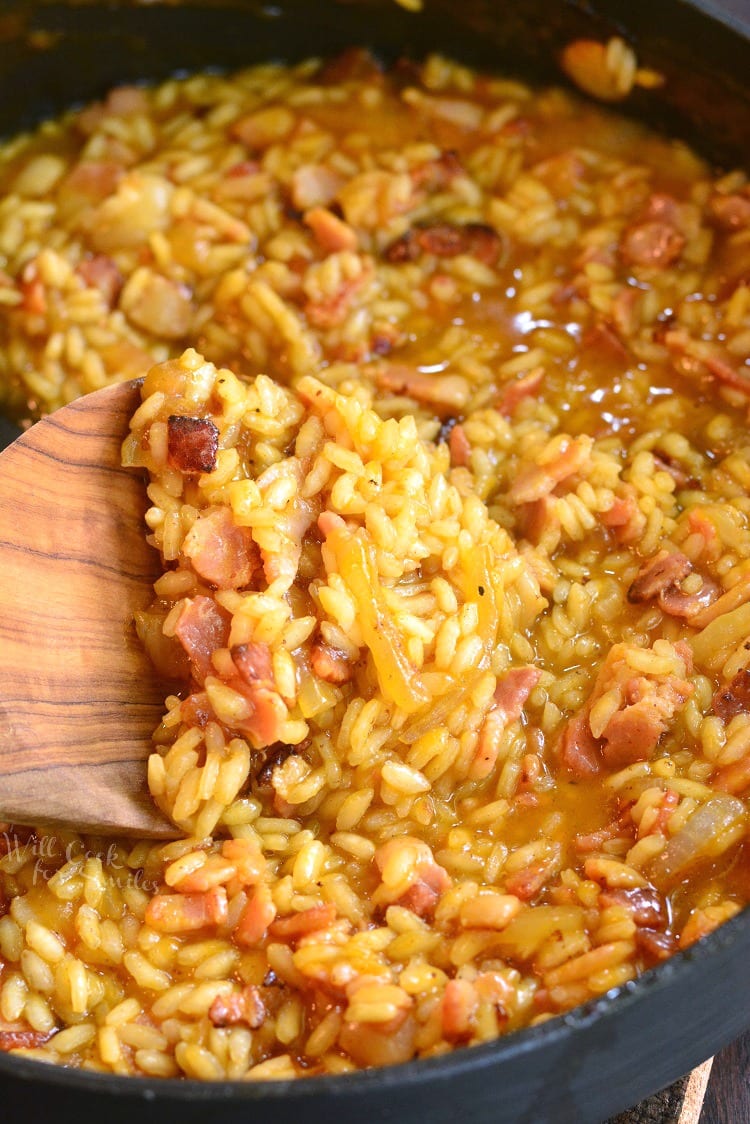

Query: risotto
[[1, 50, 750, 1080]]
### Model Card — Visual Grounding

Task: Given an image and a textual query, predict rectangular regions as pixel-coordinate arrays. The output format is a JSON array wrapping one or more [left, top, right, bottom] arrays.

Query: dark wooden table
[[700, 1030, 750, 1124]]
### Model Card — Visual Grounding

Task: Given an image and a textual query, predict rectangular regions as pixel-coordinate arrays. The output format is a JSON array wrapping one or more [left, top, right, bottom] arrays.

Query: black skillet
[[0, 1, 749, 1120]]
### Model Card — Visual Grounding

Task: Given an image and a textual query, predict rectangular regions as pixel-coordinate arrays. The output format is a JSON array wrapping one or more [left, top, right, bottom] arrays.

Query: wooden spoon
[[0, 380, 177, 838]]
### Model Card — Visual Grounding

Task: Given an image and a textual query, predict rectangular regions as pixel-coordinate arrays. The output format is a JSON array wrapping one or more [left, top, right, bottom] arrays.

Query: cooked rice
[[1, 51, 750, 1079]]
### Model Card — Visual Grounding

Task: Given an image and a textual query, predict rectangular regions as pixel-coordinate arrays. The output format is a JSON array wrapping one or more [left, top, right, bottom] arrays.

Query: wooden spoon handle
[[0, 381, 175, 837]]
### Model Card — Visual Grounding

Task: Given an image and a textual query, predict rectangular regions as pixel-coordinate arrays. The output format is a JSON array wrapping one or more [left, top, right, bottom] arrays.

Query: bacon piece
[[0, 1029, 55, 1052], [374, 364, 468, 411], [410, 149, 464, 191], [621, 221, 684, 268], [174, 595, 231, 684], [560, 713, 602, 777], [447, 422, 471, 467], [167, 415, 219, 475], [508, 436, 593, 506], [714, 754, 750, 795], [713, 669, 750, 723], [270, 904, 337, 939], [504, 860, 553, 902], [495, 667, 542, 722], [441, 979, 478, 1042], [471, 667, 541, 780], [497, 368, 544, 418], [384, 221, 503, 265], [599, 886, 667, 928], [318, 48, 383, 85], [183, 508, 259, 589], [709, 191, 750, 231], [145, 888, 228, 933], [304, 206, 357, 253], [58, 160, 123, 206], [311, 640, 355, 684], [232, 641, 274, 686], [77, 254, 123, 306], [636, 928, 677, 963], [234, 883, 276, 947], [209, 985, 265, 1029], [180, 691, 213, 727], [574, 811, 634, 853], [627, 549, 717, 619], [398, 862, 452, 920], [562, 642, 693, 773]]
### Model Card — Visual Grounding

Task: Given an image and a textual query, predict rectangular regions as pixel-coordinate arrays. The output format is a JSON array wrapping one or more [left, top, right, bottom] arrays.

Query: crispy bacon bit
[[145, 887, 228, 933], [232, 641, 274, 686], [599, 886, 667, 928], [59, 160, 123, 206], [398, 862, 452, 920], [270, 904, 337, 939], [209, 985, 265, 1029], [561, 642, 693, 776], [471, 667, 541, 780], [495, 667, 542, 722], [183, 508, 259, 589], [627, 549, 717, 619], [374, 364, 468, 411], [304, 206, 358, 253], [234, 883, 277, 947], [497, 367, 544, 418], [509, 436, 593, 506], [77, 254, 123, 306], [410, 149, 464, 191], [180, 691, 213, 728], [448, 422, 471, 467], [383, 230, 419, 263], [560, 713, 601, 777], [167, 415, 219, 475], [504, 860, 553, 902], [174, 595, 231, 684], [713, 669, 750, 723], [0, 1028, 55, 1052], [384, 221, 503, 265], [636, 928, 677, 963], [628, 551, 692, 602], [318, 48, 383, 85], [709, 190, 750, 231], [441, 979, 478, 1042], [621, 220, 684, 269], [311, 640, 355, 684]]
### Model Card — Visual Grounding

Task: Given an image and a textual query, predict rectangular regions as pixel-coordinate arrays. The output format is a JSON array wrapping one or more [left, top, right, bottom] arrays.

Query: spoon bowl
[[0, 380, 176, 837]]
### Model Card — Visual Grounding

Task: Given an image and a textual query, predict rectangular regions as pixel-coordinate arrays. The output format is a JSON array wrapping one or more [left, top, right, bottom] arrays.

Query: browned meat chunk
[[621, 221, 684, 268], [713, 668, 750, 723], [167, 415, 219, 475]]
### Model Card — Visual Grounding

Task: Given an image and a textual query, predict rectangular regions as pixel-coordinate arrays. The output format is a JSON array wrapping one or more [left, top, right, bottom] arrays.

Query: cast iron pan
[[1, 1, 749, 1120]]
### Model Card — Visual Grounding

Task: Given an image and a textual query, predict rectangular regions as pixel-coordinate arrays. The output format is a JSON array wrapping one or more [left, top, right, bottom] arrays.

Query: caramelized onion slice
[[650, 794, 747, 886]]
